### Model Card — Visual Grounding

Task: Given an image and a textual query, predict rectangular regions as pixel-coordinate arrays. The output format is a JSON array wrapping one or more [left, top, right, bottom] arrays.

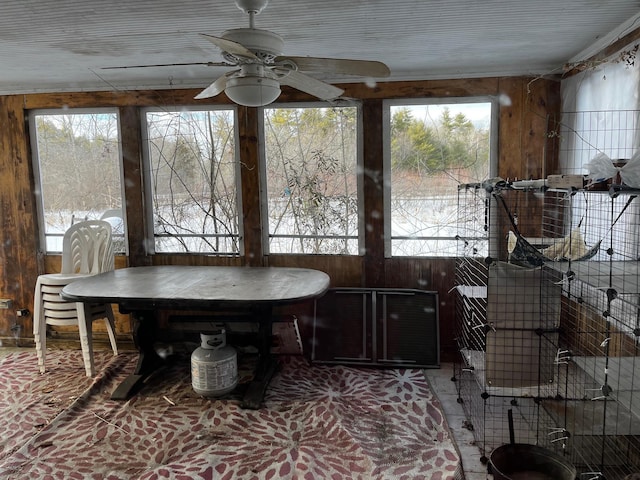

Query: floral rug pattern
[[0, 351, 461, 479], [0, 350, 132, 463]]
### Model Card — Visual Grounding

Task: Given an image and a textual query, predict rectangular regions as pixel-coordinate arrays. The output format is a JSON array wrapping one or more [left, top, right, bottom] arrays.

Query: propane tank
[[191, 330, 238, 397]]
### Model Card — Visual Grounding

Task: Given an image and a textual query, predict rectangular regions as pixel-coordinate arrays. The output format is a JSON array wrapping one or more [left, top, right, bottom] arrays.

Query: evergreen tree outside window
[[385, 99, 495, 257]]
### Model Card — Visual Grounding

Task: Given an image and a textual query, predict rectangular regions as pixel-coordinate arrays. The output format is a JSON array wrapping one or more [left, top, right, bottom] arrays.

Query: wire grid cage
[[550, 110, 640, 478], [541, 189, 640, 478], [555, 110, 640, 175], [454, 109, 640, 478], [455, 185, 569, 463]]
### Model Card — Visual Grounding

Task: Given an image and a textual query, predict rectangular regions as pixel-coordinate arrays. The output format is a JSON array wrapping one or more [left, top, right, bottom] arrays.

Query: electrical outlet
[[0, 299, 13, 309]]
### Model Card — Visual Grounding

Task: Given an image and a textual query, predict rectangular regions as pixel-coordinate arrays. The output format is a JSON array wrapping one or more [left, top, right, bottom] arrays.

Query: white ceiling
[[1, 0, 639, 96]]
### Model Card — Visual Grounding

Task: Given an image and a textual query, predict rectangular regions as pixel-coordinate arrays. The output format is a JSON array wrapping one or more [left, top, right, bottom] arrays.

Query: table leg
[[241, 307, 278, 409], [111, 310, 164, 400]]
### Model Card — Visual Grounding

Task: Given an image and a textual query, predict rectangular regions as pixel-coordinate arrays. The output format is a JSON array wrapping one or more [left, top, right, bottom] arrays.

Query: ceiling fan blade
[[276, 56, 390, 78], [195, 74, 229, 100], [200, 33, 259, 60], [102, 61, 228, 70], [277, 69, 344, 101]]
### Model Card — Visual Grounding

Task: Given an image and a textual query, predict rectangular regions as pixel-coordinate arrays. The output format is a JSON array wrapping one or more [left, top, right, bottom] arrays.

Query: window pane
[[31, 111, 124, 253], [145, 109, 239, 254], [264, 106, 359, 254], [389, 102, 493, 257]]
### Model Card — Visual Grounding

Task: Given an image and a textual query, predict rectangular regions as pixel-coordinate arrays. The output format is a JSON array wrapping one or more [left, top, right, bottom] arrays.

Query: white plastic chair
[[33, 220, 118, 376], [100, 208, 125, 253]]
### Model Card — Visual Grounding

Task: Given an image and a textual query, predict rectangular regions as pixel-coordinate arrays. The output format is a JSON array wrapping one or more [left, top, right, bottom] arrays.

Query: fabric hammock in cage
[[496, 194, 604, 268], [507, 227, 601, 268]]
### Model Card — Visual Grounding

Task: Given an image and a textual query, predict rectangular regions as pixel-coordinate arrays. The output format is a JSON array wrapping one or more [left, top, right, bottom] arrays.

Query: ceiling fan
[[105, 0, 390, 107]]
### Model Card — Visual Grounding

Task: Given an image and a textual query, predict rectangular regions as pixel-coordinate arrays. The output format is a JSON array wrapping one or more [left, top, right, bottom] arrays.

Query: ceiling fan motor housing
[[221, 28, 284, 61], [235, 0, 269, 15]]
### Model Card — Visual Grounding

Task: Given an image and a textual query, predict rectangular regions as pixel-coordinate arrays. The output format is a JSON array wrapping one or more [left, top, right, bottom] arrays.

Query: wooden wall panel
[[119, 106, 150, 267], [362, 99, 385, 288], [23, 89, 229, 110], [151, 255, 242, 267], [384, 258, 457, 361], [0, 77, 562, 360], [237, 105, 263, 265], [498, 77, 526, 180], [497, 77, 561, 180], [341, 78, 500, 99], [21, 79, 502, 110], [495, 77, 561, 252], [267, 254, 363, 287], [521, 77, 562, 179], [0, 96, 40, 341]]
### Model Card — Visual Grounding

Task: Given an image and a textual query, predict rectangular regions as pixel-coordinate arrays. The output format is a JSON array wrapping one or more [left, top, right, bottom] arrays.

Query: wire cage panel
[[454, 364, 565, 458], [557, 110, 640, 176], [456, 176, 640, 478], [455, 184, 567, 461]]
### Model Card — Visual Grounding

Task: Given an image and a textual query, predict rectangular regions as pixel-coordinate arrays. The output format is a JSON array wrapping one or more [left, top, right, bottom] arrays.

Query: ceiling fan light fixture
[[225, 75, 280, 107]]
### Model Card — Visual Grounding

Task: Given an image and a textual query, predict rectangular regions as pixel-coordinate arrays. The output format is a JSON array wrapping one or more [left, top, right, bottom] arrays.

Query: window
[[30, 110, 125, 253], [384, 99, 495, 257], [144, 108, 240, 254], [262, 105, 360, 254], [559, 56, 640, 173]]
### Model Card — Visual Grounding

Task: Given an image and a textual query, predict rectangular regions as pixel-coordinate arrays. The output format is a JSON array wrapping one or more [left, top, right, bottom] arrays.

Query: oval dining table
[[61, 265, 330, 409]]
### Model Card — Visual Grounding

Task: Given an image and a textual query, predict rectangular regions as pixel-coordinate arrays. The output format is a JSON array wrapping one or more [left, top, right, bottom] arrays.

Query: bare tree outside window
[[31, 111, 124, 252], [388, 102, 493, 257], [263, 106, 359, 254], [145, 108, 239, 254]]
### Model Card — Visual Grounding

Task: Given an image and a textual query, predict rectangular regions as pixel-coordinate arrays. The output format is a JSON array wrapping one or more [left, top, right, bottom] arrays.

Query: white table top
[[61, 265, 330, 310]]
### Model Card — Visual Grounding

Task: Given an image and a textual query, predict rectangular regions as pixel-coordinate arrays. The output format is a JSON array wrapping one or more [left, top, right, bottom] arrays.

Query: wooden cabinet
[[311, 288, 439, 368]]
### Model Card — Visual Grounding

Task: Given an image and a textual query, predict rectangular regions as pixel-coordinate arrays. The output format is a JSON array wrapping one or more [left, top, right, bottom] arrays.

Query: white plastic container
[[191, 330, 238, 397]]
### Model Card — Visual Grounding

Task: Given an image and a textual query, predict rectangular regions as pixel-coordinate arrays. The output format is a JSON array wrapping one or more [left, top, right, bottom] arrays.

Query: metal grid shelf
[[455, 178, 640, 479]]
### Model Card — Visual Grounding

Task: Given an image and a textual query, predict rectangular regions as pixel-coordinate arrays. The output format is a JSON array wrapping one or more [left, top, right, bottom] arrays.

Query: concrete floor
[[424, 363, 490, 480]]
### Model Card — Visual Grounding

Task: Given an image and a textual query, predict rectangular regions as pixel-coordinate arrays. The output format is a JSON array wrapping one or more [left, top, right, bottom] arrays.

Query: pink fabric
[[0, 351, 460, 479]]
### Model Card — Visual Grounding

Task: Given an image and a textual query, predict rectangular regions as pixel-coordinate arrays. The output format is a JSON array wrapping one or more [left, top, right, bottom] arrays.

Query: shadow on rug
[[0, 350, 135, 463], [0, 350, 461, 480]]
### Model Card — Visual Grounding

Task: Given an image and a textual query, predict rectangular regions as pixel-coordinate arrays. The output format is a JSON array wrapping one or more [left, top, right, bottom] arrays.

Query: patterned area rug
[[0, 350, 133, 463], [0, 350, 461, 479]]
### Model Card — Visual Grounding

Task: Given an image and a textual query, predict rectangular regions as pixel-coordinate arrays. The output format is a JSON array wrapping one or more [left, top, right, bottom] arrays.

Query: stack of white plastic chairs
[[33, 220, 118, 377]]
